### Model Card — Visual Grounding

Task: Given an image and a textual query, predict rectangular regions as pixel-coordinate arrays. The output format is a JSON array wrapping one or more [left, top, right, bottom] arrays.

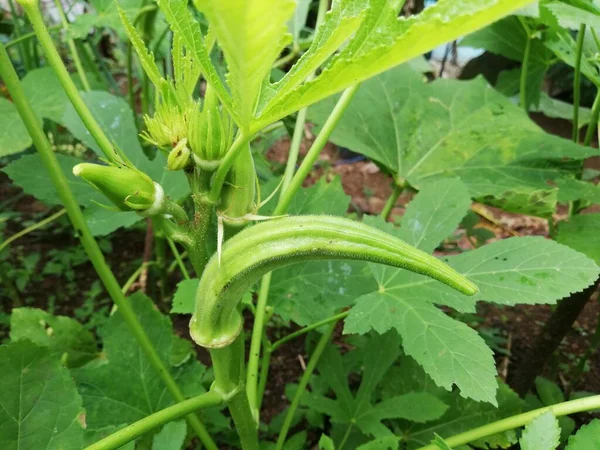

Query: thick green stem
[[210, 337, 259, 450], [19, 1, 118, 163], [85, 391, 225, 450], [0, 42, 218, 450], [573, 24, 586, 142], [381, 183, 403, 221], [275, 321, 337, 450], [417, 395, 600, 450], [0, 208, 66, 254], [520, 33, 532, 113], [275, 84, 360, 215], [53, 0, 90, 91], [584, 89, 600, 146]]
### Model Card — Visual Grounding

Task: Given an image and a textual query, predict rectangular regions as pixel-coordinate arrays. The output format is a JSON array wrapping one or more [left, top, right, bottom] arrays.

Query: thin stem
[[573, 24, 587, 142], [7, 0, 33, 70], [274, 84, 360, 215], [5, 25, 61, 49], [584, 89, 600, 146], [270, 311, 349, 353], [167, 237, 190, 280], [208, 133, 251, 203], [246, 271, 272, 414], [275, 320, 337, 450], [20, 2, 119, 163], [0, 208, 66, 254], [417, 395, 600, 450], [121, 261, 155, 294], [381, 183, 403, 221], [53, 0, 90, 91], [85, 391, 225, 450], [519, 29, 532, 113], [280, 107, 308, 197], [168, 250, 187, 273], [0, 42, 218, 450]]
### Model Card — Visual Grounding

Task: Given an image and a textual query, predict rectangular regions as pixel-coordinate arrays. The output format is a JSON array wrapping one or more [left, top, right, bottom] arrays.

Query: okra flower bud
[[188, 86, 234, 171], [73, 163, 163, 213], [141, 86, 191, 149], [217, 143, 256, 228], [167, 139, 191, 171]]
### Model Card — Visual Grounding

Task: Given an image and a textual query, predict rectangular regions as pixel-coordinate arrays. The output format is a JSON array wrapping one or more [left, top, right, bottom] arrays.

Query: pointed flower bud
[[167, 139, 191, 171], [73, 163, 163, 213], [188, 85, 234, 171], [141, 83, 191, 149]]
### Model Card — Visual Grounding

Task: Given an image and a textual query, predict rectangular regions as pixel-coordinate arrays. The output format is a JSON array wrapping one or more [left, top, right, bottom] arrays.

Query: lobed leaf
[[520, 412, 561, 450], [565, 419, 600, 450]]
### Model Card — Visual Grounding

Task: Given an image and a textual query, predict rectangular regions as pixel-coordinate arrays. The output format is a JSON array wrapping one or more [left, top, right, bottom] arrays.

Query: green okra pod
[[190, 215, 478, 348]]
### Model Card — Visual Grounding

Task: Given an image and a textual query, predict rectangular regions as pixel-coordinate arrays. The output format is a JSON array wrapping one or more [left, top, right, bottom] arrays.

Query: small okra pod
[[190, 215, 478, 349]]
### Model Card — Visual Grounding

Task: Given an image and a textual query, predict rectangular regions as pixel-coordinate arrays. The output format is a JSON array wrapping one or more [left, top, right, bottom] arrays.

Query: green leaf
[[83, 205, 141, 236], [565, 419, 600, 449], [432, 435, 453, 450], [520, 412, 561, 450], [117, 4, 164, 88], [70, 0, 143, 38], [307, 65, 594, 216], [288, 0, 312, 44], [152, 420, 187, 450], [259, 0, 368, 113], [74, 293, 208, 432], [170, 278, 200, 314], [533, 93, 592, 128], [255, 0, 534, 127], [0, 340, 85, 449], [0, 98, 32, 157], [345, 236, 600, 404], [544, 1, 600, 30], [157, 0, 236, 120], [556, 214, 600, 265], [357, 437, 399, 450], [2, 153, 99, 206], [22, 67, 70, 120], [535, 377, 564, 405], [194, 0, 295, 128], [318, 434, 335, 450], [544, 29, 600, 86], [392, 178, 471, 253], [10, 307, 97, 368]]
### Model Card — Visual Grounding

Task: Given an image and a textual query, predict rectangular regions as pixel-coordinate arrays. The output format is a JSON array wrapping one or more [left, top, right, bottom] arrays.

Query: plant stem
[[5, 26, 61, 49], [0, 42, 218, 450], [121, 261, 155, 294], [338, 423, 354, 450], [280, 107, 308, 196], [519, 32, 532, 113], [275, 320, 337, 450], [85, 391, 225, 450], [381, 183, 403, 220], [573, 24, 586, 142], [7, 0, 33, 71], [167, 237, 190, 280], [210, 337, 259, 450], [274, 84, 360, 215], [584, 89, 600, 146], [271, 311, 349, 353], [246, 271, 272, 415], [53, 0, 90, 91], [19, 1, 118, 163], [0, 208, 66, 254], [208, 133, 251, 203], [417, 394, 600, 450]]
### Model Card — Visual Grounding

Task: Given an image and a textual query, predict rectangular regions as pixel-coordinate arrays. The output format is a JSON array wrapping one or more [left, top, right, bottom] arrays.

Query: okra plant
[[2, 0, 600, 449]]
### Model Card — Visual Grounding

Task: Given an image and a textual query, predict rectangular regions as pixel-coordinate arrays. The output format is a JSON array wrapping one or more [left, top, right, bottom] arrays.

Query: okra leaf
[[345, 237, 600, 403], [565, 419, 600, 449], [195, 0, 295, 129], [21, 67, 70, 120], [0, 340, 85, 449], [520, 412, 561, 450], [387, 178, 471, 254], [288, 0, 312, 45], [151, 420, 187, 450], [0, 98, 32, 157], [318, 435, 335, 450], [356, 437, 400, 450], [83, 205, 141, 236], [69, 0, 142, 39], [556, 214, 600, 264], [10, 307, 98, 368], [544, 1, 600, 30], [258, 0, 368, 113], [255, 0, 533, 127], [170, 278, 200, 314], [308, 66, 596, 216], [73, 293, 214, 433], [156, 0, 236, 120]]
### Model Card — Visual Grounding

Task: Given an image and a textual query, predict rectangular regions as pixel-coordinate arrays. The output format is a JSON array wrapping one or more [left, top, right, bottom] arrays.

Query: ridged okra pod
[[190, 215, 478, 348]]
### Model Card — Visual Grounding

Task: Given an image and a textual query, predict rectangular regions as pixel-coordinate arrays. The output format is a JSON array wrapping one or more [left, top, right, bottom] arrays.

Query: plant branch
[[0, 42, 218, 450], [0, 208, 66, 254], [381, 183, 404, 220], [573, 24, 586, 142], [583, 88, 600, 147], [417, 394, 600, 450], [275, 320, 337, 450], [167, 237, 190, 280], [519, 30, 532, 113], [85, 391, 225, 450]]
